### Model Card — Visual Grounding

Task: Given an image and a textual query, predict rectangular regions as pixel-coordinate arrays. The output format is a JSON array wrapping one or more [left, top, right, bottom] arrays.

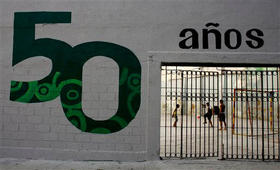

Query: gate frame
[[146, 53, 280, 160]]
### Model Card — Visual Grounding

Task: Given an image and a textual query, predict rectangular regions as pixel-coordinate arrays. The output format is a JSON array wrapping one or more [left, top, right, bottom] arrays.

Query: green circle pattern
[[10, 42, 141, 134]]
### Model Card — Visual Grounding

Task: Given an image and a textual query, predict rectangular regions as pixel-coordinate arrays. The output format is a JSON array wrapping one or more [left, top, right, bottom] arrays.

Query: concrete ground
[[1, 157, 280, 170], [160, 114, 279, 159]]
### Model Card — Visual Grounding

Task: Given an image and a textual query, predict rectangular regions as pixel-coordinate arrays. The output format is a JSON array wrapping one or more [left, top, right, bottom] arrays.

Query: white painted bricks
[[0, 54, 146, 161], [0, 0, 279, 161]]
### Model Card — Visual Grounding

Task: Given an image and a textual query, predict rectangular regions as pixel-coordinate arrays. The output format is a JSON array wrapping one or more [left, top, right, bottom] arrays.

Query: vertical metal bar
[[220, 71, 223, 159], [236, 71, 239, 158], [199, 71, 202, 157], [175, 68, 178, 157], [272, 71, 275, 159], [261, 71, 265, 161], [169, 70, 173, 157], [241, 71, 244, 159], [195, 71, 197, 157], [190, 71, 193, 157], [231, 71, 234, 159], [225, 71, 229, 158], [180, 71, 184, 158], [266, 70, 270, 159], [212, 72, 215, 156], [277, 68, 280, 160], [251, 71, 254, 159], [203, 71, 206, 157], [220, 71, 224, 159], [164, 66, 167, 157], [246, 71, 249, 159], [256, 71, 259, 160], [217, 72, 220, 157], [208, 72, 211, 157], [186, 71, 189, 157]]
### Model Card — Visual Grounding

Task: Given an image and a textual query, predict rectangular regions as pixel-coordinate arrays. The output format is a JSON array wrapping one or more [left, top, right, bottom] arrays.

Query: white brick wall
[[0, 53, 147, 160], [0, 0, 279, 161]]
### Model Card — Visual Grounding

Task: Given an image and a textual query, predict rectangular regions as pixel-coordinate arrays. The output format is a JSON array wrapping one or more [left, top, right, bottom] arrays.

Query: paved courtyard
[[160, 115, 279, 159]]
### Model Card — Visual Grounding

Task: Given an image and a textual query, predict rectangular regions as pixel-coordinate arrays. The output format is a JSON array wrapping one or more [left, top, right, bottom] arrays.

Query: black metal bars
[[221, 69, 279, 160], [160, 67, 280, 161], [160, 68, 219, 158]]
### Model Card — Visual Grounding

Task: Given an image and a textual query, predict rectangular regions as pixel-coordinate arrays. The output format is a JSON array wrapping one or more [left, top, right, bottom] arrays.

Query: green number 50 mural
[[10, 12, 141, 134]]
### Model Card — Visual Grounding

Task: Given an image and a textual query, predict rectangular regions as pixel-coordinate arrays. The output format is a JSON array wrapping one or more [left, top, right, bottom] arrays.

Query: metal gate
[[160, 67, 221, 158], [221, 69, 279, 160], [160, 66, 280, 160]]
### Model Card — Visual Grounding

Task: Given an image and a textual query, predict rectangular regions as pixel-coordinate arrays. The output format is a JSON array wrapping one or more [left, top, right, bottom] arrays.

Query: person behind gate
[[172, 104, 180, 127], [219, 100, 227, 130], [203, 102, 213, 127]]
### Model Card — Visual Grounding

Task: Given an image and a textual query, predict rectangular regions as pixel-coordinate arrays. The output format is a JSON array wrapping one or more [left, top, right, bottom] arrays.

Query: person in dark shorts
[[172, 104, 180, 127], [219, 100, 227, 130], [203, 102, 213, 127]]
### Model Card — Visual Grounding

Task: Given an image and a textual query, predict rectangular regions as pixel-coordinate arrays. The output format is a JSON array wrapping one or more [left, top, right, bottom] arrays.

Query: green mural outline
[[10, 12, 141, 134]]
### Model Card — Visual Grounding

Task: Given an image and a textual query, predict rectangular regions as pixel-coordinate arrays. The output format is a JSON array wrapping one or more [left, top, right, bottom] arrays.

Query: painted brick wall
[[0, 55, 146, 160], [0, 0, 279, 161]]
